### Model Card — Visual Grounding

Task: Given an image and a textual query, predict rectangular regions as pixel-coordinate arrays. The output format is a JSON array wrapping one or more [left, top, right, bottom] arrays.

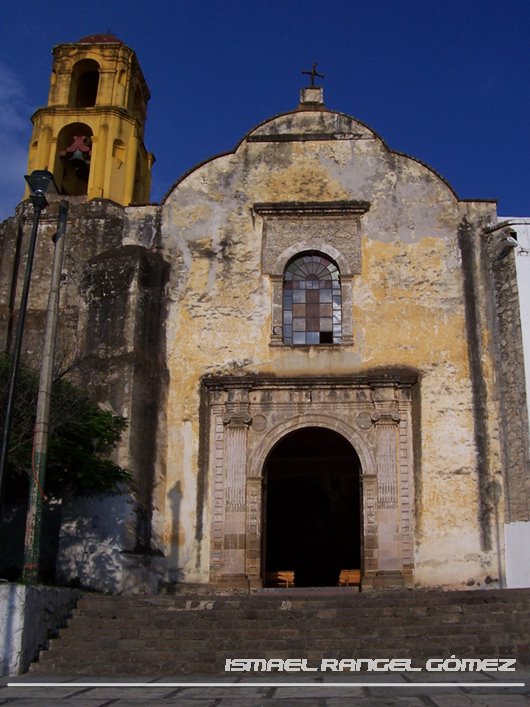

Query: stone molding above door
[[202, 372, 417, 591]]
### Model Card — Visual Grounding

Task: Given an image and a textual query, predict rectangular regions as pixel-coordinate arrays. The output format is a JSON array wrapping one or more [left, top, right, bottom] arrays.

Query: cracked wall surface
[[1, 100, 527, 592], [154, 105, 508, 589]]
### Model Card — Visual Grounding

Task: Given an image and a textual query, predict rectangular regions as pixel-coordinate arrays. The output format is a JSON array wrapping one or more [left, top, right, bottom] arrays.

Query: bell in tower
[[26, 34, 154, 205]]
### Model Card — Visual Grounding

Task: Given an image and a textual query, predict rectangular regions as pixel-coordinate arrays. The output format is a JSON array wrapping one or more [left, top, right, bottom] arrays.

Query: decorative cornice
[[247, 133, 367, 143], [203, 371, 419, 391], [254, 201, 370, 217]]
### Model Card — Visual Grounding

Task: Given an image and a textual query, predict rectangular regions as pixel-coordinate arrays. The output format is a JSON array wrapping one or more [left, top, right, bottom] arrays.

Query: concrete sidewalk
[[1, 669, 530, 706]]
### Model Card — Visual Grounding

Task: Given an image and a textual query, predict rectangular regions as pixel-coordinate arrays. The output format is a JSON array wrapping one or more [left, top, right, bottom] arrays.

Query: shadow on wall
[[166, 480, 183, 588], [0, 500, 62, 583], [0, 486, 170, 595], [56, 490, 156, 594]]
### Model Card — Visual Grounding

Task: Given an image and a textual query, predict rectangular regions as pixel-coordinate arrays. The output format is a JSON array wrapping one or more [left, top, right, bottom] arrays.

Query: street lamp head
[[25, 170, 59, 209]]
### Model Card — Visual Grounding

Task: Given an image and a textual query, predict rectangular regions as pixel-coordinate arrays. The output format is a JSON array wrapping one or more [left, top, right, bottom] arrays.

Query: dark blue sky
[[0, 0, 528, 219]]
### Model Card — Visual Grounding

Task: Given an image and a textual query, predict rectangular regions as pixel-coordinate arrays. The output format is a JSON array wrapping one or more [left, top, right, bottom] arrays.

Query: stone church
[[1, 34, 529, 594]]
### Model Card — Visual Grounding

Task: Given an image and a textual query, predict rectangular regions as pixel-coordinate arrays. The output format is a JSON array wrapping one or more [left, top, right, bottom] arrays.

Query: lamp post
[[0, 171, 58, 524], [23, 200, 68, 581]]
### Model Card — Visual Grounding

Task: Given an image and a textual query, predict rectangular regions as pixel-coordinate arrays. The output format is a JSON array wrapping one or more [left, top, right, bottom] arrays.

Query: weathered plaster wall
[[157, 108, 503, 588], [496, 219, 530, 587], [0, 105, 520, 593], [511, 220, 530, 444], [0, 198, 167, 586], [483, 221, 530, 527], [0, 583, 79, 676]]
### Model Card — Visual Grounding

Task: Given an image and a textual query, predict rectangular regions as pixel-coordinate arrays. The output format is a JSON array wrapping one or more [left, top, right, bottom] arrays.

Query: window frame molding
[[255, 201, 370, 348], [281, 250, 346, 346]]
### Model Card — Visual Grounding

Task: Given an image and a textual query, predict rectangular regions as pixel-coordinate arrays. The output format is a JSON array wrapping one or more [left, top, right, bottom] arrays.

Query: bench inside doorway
[[266, 569, 361, 588]]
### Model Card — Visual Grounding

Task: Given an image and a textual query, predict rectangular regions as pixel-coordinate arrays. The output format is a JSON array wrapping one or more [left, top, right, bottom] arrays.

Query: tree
[[0, 353, 131, 497]]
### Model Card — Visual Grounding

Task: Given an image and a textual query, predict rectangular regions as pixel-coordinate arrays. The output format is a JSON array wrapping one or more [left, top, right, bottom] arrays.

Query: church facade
[[1, 35, 529, 593]]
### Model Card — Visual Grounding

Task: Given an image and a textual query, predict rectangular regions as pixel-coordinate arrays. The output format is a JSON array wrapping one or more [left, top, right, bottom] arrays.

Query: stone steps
[[55, 617, 530, 636], [30, 587, 530, 675]]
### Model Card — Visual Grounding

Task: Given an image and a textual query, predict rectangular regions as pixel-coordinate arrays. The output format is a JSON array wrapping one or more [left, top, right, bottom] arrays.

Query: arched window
[[69, 59, 100, 108], [283, 252, 342, 345], [55, 123, 93, 196]]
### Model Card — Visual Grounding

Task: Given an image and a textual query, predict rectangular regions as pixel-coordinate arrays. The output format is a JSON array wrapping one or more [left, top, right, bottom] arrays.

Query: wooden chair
[[266, 570, 295, 587], [338, 569, 361, 586]]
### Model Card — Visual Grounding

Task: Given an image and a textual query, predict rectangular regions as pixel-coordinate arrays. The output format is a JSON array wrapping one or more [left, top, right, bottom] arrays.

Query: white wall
[[504, 522, 530, 588], [513, 220, 530, 434], [499, 217, 530, 587], [0, 584, 79, 676]]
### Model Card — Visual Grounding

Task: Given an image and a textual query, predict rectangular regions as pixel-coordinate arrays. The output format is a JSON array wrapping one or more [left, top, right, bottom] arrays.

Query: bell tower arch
[[26, 34, 154, 205]]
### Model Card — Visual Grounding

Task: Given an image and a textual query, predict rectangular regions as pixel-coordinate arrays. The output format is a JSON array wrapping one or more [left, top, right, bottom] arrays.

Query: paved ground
[[1, 669, 530, 706]]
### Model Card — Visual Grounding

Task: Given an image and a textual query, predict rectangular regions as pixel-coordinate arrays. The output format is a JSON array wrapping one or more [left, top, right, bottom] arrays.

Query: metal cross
[[302, 63, 325, 87]]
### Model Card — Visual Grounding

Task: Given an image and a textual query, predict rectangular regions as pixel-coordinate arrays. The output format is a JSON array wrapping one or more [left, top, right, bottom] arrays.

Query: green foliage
[[0, 353, 131, 495]]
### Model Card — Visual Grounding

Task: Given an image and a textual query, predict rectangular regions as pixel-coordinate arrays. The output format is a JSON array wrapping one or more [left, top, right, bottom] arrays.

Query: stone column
[[371, 385, 404, 589], [361, 473, 378, 590], [220, 388, 251, 588], [245, 476, 263, 588]]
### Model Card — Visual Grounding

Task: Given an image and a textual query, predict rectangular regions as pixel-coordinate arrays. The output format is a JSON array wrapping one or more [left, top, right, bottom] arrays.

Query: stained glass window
[[283, 253, 342, 345]]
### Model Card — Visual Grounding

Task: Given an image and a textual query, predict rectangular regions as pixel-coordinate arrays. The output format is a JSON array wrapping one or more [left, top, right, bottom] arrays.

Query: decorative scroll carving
[[224, 425, 247, 511], [371, 386, 401, 509], [223, 412, 252, 428], [223, 386, 252, 427], [376, 425, 398, 508], [260, 214, 363, 276], [370, 410, 401, 424]]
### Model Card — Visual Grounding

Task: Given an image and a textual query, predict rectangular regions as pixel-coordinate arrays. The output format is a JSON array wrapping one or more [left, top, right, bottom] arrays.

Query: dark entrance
[[264, 427, 361, 587]]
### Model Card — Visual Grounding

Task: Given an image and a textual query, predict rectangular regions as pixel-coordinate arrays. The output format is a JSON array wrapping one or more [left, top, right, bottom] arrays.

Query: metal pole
[[0, 204, 43, 521], [23, 201, 68, 581]]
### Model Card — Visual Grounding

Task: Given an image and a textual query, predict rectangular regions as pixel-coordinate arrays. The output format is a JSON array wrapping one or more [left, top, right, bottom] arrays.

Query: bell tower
[[26, 34, 154, 205]]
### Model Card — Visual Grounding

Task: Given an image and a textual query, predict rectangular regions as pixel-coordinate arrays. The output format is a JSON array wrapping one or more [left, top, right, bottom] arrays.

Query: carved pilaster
[[223, 420, 249, 512], [375, 424, 399, 508], [360, 473, 377, 591], [371, 387, 401, 508], [371, 385, 403, 582], [220, 389, 251, 583], [210, 405, 226, 581], [246, 476, 263, 587], [399, 415, 414, 577]]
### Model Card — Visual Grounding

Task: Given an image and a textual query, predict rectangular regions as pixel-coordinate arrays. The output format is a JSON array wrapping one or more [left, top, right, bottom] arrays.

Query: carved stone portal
[[204, 374, 416, 590]]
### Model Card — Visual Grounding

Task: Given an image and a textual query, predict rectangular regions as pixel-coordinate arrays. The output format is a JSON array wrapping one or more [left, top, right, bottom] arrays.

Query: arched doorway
[[263, 427, 362, 587]]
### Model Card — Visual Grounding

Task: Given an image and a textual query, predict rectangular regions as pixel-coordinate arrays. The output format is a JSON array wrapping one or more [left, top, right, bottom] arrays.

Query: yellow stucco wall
[[152, 108, 502, 588], [26, 40, 152, 205]]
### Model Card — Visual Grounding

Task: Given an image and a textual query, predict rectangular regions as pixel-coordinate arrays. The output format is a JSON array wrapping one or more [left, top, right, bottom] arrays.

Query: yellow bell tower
[[26, 34, 154, 205]]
